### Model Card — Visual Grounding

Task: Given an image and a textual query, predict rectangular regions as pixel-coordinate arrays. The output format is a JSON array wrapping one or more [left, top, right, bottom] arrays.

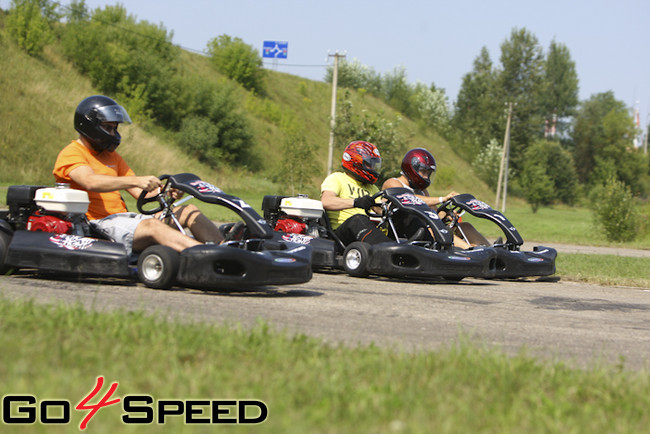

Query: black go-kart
[[262, 187, 497, 281], [437, 194, 557, 278], [0, 173, 312, 290]]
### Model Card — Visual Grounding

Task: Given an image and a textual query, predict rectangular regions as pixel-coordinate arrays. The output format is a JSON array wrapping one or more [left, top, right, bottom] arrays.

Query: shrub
[[590, 177, 640, 242], [472, 138, 512, 190], [206, 34, 265, 94]]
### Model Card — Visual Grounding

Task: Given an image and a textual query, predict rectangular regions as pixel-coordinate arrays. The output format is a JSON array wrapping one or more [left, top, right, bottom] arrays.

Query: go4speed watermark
[[2, 376, 268, 430]]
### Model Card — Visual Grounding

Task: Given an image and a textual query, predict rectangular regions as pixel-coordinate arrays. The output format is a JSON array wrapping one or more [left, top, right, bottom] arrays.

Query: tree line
[[326, 28, 648, 240], [5, 1, 648, 240]]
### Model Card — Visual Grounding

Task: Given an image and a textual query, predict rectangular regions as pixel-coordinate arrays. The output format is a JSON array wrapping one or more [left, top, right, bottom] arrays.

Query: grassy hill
[[0, 22, 493, 204]]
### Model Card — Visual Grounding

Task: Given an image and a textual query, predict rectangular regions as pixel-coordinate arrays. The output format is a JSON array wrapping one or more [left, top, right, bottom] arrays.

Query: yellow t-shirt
[[321, 172, 379, 229], [53, 140, 135, 220]]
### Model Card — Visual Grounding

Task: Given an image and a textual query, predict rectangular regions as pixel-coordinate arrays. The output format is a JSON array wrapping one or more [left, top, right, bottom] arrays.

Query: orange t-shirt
[[53, 140, 135, 220]]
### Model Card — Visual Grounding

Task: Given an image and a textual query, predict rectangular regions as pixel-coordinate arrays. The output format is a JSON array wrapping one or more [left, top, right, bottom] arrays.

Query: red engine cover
[[27, 214, 73, 234], [274, 218, 306, 234]]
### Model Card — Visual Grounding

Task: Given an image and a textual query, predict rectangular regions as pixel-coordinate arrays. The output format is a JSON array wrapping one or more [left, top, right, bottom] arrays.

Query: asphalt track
[[1, 244, 649, 371]]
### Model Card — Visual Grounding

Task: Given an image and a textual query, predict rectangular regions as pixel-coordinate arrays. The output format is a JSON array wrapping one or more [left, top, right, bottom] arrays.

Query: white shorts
[[90, 213, 153, 255]]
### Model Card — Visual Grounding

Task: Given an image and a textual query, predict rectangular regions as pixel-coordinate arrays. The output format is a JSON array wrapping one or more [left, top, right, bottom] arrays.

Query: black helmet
[[74, 95, 132, 152], [401, 148, 437, 190]]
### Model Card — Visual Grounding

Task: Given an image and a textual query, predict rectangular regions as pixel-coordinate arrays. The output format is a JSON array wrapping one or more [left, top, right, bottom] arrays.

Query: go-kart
[[0, 173, 312, 290], [262, 187, 497, 281], [437, 194, 557, 278]]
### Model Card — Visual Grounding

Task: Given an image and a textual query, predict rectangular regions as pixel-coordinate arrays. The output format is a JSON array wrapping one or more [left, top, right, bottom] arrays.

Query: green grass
[[462, 203, 650, 249], [557, 253, 650, 288], [0, 297, 649, 433]]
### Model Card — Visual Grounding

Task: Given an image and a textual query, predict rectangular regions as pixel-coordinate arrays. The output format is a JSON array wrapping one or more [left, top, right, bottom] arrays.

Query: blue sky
[[3, 0, 649, 121]]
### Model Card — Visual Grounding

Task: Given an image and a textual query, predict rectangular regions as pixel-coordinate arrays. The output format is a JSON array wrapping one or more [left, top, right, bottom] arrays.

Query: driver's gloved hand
[[353, 195, 376, 210]]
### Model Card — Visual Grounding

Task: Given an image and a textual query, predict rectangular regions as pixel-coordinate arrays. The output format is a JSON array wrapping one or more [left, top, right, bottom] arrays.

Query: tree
[[452, 47, 501, 160], [519, 140, 578, 211], [496, 28, 546, 171], [520, 158, 554, 213], [540, 41, 579, 140], [6, 0, 59, 56], [325, 58, 381, 95], [61, 4, 184, 126], [206, 34, 265, 94], [572, 92, 645, 193], [411, 82, 450, 135], [381, 65, 413, 117], [472, 138, 513, 190]]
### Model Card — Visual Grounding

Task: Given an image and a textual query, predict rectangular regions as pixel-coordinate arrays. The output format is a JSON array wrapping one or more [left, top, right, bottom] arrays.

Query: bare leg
[[171, 204, 224, 243], [133, 218, 201, 253], [457, 222, 490, 246]]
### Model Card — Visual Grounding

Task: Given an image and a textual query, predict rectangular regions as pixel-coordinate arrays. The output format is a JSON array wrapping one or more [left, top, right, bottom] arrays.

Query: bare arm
[[320, 190, 355, 210], [68, 165, 162, 198]]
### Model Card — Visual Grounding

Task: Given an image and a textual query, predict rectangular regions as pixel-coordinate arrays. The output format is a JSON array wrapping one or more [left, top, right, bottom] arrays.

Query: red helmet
[[401, 148, 437, 190], [341, 141, 382, 184]]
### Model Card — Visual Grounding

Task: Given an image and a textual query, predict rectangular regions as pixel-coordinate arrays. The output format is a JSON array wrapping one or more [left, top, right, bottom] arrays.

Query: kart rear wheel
[[343, 242, 371, 278], [0, 230, 12, 275], [137, 245, 180, 289]]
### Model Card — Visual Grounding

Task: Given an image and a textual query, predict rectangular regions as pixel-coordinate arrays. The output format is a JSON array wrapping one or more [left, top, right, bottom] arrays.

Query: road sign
[[262, 41, 288, 59]]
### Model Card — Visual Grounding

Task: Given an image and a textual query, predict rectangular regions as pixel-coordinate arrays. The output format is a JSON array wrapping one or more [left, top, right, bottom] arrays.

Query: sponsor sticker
[[281, 234, 312, 245], [448, 256, 472, 261], [189, 180, 223, 194], [49, 234, 96, 250], [466, 198, 491, 211], [396, 193, 425, 206]]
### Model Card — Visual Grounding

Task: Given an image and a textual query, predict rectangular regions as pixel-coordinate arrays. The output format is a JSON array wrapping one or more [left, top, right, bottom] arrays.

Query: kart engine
[[5, 184, 89, 233], [262, 195, 324, 238], [28, 213, 73, 234]]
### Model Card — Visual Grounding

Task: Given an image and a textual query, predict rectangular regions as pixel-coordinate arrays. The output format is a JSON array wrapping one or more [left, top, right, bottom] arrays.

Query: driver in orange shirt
[[53, 95, 223, 255]]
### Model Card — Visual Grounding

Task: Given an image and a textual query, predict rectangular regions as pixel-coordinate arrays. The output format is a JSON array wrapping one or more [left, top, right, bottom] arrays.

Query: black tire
[[343, 241, 371, 278], [137, 245, 180, 289], [0, 229, 12, 275]]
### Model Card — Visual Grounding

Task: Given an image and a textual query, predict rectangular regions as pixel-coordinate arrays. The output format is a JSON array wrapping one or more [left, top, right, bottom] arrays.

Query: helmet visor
[[413, 159, 435, 179], [365, 157, 382, 173], [94, 104, 132, 125]]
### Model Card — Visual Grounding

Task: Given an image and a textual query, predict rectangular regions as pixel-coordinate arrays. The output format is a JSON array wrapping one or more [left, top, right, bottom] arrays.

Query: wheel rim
[[141, 254, 164, 281], [345, 249, 362, 270]]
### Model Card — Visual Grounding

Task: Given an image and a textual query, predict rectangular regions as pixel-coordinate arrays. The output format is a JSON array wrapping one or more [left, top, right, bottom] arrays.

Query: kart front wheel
[[343, 242, 371, 278], [137, 245, 180, 289]]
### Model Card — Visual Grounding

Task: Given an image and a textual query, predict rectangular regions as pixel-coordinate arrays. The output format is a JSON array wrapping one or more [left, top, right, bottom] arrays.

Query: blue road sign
[[262, 41, 288, 59]]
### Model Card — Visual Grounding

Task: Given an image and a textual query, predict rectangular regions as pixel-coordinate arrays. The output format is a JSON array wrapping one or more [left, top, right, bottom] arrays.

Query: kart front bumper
[[491, 245, 557, 278], [175, 241, 313, 290], [365, 243, 497, 280]]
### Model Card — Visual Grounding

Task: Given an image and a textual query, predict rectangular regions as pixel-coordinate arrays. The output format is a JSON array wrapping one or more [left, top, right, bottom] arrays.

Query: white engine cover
[[34, 186, 89, 214], [280, 197, 323, 219]]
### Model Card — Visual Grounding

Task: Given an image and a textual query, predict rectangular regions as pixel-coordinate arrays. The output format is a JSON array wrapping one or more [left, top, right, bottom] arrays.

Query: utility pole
[[495, 102, 513, 213], [327, 51, 345, 175], [643, 119, 650, 154]]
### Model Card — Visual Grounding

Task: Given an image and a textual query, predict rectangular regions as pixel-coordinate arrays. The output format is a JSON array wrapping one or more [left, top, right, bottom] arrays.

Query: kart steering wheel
[[364, 190, 385, 218], [137, 175, 172, 215], [438, 199, 464, 228]]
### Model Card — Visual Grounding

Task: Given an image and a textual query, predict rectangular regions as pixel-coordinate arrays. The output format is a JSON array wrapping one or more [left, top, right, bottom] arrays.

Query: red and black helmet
[[341, 141, 382, 184], [401, 148, 437, 190]]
